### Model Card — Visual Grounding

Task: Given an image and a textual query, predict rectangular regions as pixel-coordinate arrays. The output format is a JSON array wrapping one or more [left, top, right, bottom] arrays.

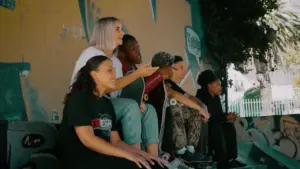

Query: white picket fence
[[228, 98, 300, 117]]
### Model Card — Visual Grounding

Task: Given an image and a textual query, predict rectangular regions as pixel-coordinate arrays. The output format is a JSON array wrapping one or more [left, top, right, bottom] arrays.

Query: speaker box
[[0, 120, 59, 169]]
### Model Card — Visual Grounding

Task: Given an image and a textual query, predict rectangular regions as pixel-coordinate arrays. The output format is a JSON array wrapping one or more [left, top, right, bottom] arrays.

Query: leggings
[[171, 104, 201, 150]]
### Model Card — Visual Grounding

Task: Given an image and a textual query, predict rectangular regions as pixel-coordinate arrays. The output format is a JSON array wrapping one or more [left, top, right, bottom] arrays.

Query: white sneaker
[[161, 152, 171, 161], [167, 158, 194, 169]]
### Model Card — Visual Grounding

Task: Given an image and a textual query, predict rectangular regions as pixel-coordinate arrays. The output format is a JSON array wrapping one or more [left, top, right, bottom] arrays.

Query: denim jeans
[[111, 98, 159, 145]]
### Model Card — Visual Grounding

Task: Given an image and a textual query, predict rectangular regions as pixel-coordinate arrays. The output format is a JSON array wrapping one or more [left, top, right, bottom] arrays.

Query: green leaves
[[201, 0, 300, 72]]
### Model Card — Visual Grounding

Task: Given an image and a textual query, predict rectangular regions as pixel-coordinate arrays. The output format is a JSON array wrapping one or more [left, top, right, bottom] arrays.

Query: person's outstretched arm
[[105, 65, 158, 93]]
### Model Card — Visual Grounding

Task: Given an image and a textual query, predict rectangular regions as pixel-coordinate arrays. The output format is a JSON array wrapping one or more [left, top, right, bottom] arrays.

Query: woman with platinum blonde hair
[[70, 17, 162, 160], [89, 17, 122, 51]]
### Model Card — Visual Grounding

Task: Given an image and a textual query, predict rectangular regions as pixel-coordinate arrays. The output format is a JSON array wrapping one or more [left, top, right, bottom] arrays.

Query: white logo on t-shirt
[[100, 116, 112, 130], [91, 114, 112, 131]]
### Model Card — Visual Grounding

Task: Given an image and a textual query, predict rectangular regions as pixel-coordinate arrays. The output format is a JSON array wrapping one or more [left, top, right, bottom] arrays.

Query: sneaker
[[167, 158, 194, 169], [217, 162, 230, 169], [228, 159, 246, 168], [178, 151, 205, 163], [161, 152, 171, 161]]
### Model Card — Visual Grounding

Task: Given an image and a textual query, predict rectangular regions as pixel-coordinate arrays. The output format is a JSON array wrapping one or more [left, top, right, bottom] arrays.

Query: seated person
[[147, 52, 210, 169], [118, 38, 208, 168], [117, 34, 141, 74], [168, 55, 209, 162], [148, 52, 209, 121], [196, 70, 246, 169], [58, 55, 167, 169], [70, 17, 159, 156], [117, 37, 209, 132]]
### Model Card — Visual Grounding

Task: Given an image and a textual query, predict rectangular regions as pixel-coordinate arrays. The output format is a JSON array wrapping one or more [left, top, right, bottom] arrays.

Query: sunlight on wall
[[0, 0, 192, 116]]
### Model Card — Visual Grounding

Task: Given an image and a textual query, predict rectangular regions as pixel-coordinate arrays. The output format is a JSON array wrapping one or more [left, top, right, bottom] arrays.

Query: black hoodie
[[196, 88, 227, 124]]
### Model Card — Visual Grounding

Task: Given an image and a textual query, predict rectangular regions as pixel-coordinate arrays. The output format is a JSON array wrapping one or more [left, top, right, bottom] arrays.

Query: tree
[[200, 0, 300, 103], [200, 0, 278, 69]]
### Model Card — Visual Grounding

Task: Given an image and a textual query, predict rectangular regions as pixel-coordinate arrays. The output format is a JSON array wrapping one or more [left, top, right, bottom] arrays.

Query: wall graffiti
[[179, 1, 219, 88], [184, 26, 201, 87], [78, 0, 101, 43], [149, 0, 157, 22], [60, 24, 85, 40], [0, 0, 15, 11], [236, 115, 300, 160]]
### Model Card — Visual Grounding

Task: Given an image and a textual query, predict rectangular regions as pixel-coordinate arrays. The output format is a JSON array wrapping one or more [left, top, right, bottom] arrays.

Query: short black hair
[[197, 70, 219, 88], [119, 34, 137, 51], [174, 55, 183, 64]]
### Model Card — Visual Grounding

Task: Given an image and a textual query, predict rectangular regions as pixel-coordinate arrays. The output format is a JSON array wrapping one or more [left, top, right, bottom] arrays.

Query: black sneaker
[[217, 161, 230, 169], [179, 151, 205, 163], [228, 159, 246, 168]]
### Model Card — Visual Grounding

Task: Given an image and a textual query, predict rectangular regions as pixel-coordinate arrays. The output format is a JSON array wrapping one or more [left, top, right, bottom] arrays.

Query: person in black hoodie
[[196, 70, 246, 169]]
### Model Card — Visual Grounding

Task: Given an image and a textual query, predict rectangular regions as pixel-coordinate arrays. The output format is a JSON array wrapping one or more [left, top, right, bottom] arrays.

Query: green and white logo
[[185, 26, 201, 57], [184, 26, 201, 87]]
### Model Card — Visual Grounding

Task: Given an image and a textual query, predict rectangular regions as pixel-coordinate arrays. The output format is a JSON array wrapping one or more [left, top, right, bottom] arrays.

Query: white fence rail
[[228, 98, 300, 117]]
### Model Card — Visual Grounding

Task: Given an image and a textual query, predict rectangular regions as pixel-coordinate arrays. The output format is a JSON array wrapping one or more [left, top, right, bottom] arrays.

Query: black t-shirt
[[165, 79, 186, 95], [196, 89, 227, 123], [57, 92, 118, 165]]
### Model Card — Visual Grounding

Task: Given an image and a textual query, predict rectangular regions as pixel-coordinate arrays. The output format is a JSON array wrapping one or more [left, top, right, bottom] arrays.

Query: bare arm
[[105, 65, 159, 94], [169, 90, 209, 121], [105, 71, 140, 93], [168, 89, 202, 112], [75, 126, 127, 158], [184, 93, 207, 109]]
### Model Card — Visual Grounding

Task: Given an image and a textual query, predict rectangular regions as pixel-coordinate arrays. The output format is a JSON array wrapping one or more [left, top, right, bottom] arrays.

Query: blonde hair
[[89, 17, 120, 50]]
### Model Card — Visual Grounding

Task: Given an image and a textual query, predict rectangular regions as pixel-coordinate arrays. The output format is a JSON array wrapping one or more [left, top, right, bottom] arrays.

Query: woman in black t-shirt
[[58, 55, 167, 169]]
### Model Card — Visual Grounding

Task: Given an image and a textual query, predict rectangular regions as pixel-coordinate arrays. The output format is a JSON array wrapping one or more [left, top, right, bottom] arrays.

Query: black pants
[[196, 120, 209, 154], [208, 122, 238, 162], [161, 107, 175, 154], [60, 154, 167, 169]]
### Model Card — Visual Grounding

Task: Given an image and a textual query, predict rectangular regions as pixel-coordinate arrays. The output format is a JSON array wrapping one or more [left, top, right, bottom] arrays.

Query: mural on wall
[[78, 0, 101, 43], [231, 81, 300, 165], [60, 24, 85, 40], [236, 115, 300, 161], [184, 26, 201, 87], [0, 0, 15, 11], [179, 0, 219, 87], [149, 0, 157, 22]]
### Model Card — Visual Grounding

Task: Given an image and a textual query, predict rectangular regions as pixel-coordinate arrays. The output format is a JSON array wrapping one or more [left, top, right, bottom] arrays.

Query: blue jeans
[[111, 98, 159, 145]]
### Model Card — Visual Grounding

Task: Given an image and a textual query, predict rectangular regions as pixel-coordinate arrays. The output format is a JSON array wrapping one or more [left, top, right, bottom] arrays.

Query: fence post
[[239, 99, 245, 117]]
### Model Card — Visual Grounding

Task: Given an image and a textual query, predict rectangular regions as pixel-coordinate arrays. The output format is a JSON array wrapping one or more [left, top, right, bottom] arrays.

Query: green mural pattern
[[76, 1, 300, 167]]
